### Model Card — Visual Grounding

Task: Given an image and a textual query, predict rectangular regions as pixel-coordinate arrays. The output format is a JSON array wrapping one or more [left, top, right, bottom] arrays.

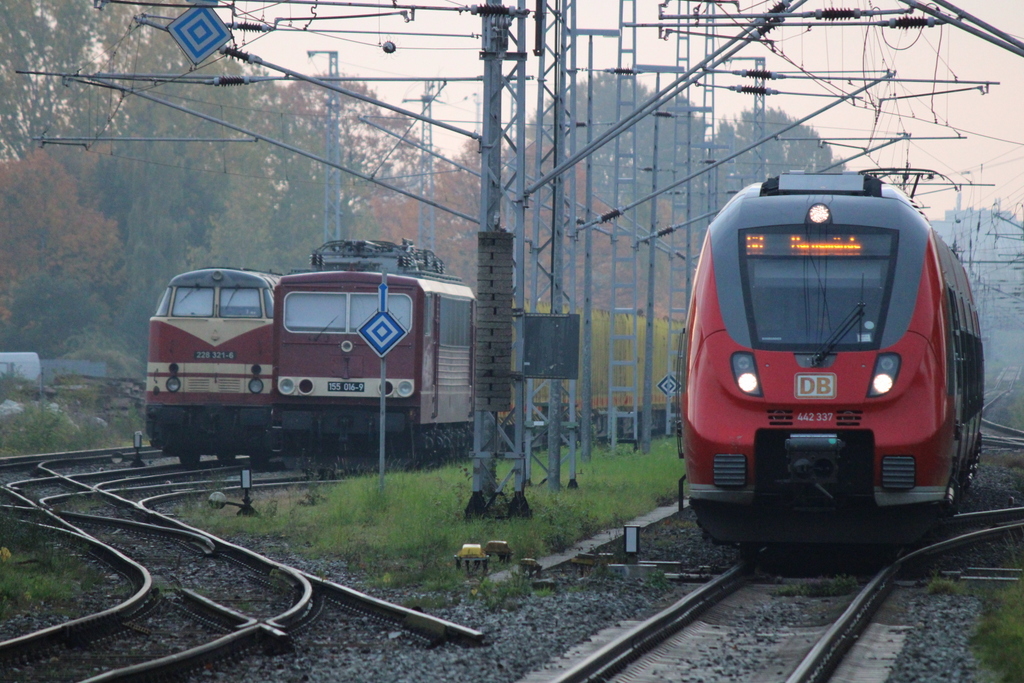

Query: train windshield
[[172, 287, 215, 317], [739, 227, 898, 351], [220, 288, 263, 318]]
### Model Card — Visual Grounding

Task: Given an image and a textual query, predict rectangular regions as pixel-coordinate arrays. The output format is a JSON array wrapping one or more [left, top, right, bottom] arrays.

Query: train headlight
[[396, 380, 415, 397], [868, 353, 901, 397], [730, 352, 762, 397], [278, 378, 295, 395], [807, 203, 831, 224], [166, 376, 181, 392], [248, 378, 264, 394]]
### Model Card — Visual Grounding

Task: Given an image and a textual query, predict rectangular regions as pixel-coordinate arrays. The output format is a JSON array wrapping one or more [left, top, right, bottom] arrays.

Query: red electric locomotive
[[145, 268, 279, 468], [271, 241, 474, 466], [679, 172, 983, 545]]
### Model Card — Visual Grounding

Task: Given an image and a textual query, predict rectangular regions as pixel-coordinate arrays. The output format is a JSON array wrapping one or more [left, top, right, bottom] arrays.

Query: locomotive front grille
[[767, 409, 793, 426], [217, 378, 243, 393], [713, 453, 747, 488], [881, 455, 916, 490], [836, 410, 863, 427], [184, 378, 211, 392]]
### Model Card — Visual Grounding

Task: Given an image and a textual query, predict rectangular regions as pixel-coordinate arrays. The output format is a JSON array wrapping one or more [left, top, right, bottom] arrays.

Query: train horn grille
[[767, 409, 793, 426], [881, 456, 916, 490], [836, 410, 863, 427], [713, 454, 747, 488]]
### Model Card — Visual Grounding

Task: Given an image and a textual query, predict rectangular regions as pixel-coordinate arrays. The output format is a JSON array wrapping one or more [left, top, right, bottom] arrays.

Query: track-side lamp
[[131, 430, 145, 468], [623, 525, 640, 563]]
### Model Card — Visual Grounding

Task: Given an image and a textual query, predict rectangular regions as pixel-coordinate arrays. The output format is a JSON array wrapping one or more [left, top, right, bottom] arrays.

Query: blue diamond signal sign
[[168, 7, 232, 65], [359, 310, 408, 357], [658, 374, 682, 396]]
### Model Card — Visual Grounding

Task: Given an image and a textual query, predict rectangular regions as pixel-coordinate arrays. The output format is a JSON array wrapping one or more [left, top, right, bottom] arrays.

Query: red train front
[[272, 241, 474, 466], [680, 173, 983, 545], [145, 268, 279, 467]]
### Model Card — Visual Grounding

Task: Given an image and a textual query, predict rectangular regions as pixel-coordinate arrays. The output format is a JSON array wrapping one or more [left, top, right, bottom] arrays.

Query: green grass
[[182, 438, 683, 588], [974, 571, 1024, 683], [0, 511, 106, 620], [774, 575, 859, 598]]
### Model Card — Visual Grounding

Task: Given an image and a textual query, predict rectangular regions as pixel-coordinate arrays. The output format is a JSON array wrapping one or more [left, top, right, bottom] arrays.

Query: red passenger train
[[271, 240, 475, 466], [145, 268, 280, 467], [679, 172, 983, 545]]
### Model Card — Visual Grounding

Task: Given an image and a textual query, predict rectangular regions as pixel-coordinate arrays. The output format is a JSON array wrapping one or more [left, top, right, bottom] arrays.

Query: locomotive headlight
[[248, 378, 264, 394], [868, 353, 901, 397], [731, 352, 763, 396], [278, 378, 296, 395], [396, 380, 414, 397], [807, 203, 831, 224], [166, 376, 181, 392]]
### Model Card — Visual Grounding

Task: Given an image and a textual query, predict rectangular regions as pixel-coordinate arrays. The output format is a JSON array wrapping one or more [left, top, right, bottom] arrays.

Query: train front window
[[739, 228, 897, 351], [284, 292, 347, 333], [220, 288, 263, 318], [172, 287, 215, 317], [155, 288, 172, 316], [350, 293, 412, 332]]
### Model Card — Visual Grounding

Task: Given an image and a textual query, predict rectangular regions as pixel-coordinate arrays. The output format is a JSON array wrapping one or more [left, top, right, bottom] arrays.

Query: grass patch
[[181, 438, 683, 588], [0, 511, 105, 620], [926, 574, 964, 596], [775, 575, 859, 597], [974, 571, 1024, 682]]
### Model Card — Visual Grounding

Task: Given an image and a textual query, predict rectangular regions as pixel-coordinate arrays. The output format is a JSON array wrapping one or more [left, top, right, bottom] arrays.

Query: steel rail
[[139, 487, 487, 645], [787, 520, 1024, 683], [544, 561, 752, 683]]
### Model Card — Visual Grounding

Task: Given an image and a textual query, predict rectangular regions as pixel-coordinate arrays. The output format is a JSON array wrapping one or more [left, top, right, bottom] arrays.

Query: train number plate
[[194, 350, 236, 360], [328, 381, 365, 392], [797, 412, 834, 422], [794, 373, 836, 399]]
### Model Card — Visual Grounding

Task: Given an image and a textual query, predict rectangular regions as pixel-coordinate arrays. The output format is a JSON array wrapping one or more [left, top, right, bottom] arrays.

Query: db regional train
[[145, 268, 280, 468], [271, 240, 475, 465], [679, 172, 983, 546]]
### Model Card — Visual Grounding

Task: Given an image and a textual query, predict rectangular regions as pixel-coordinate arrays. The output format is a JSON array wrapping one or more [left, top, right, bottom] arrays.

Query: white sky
[[222, 0, 1024, 222]]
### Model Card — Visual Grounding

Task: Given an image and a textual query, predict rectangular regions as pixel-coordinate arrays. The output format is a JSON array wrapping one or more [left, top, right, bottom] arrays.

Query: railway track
[[0, 448, 484, 682], [521, 507, 1024, 683]]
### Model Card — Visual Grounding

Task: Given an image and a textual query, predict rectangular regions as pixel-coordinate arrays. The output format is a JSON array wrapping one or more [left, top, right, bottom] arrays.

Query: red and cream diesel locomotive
[[145, 268, 279, 468], [271, 240, 475, 465], [679, 172, 983, 545]]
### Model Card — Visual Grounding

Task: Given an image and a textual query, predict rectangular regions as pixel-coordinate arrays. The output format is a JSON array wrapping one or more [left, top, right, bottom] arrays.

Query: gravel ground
[[3, 461, 1022, 683]]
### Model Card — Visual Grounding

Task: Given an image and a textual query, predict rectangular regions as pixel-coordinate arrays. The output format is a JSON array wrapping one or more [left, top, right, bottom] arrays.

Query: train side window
[[284, 292, 347, 333], [171, 287, 215, 317], [424, 295, 433, 337], [220, 288, 263, 318], [263, 289, 274, 318], [351, 293, 413, 332], [155, 288, 172, 316], [439, 297, 472, 347]]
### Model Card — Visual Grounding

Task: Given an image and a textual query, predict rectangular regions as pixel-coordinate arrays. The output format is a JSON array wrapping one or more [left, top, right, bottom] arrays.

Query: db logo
[[795, 373, 837, 399]]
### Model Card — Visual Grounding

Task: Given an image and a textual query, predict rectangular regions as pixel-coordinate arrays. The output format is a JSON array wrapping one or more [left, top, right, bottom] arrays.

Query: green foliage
[[775, 575, 859, 597], [974, 575, 1024, 682], [926, 574, 964, 595], [0, 401, 142, 456], [0, 511, 103, 620], [471, 572, 534, 611], [182, 438, 683, 587]]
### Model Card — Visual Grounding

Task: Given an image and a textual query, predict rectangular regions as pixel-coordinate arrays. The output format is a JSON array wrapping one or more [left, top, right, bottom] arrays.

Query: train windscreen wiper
[[810, 302, 865, 367]]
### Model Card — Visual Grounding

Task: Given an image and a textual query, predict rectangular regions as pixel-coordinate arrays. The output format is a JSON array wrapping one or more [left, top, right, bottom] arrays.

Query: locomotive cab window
[[220, 288, 263, 318], [155, 288, 172, 317], [739, 228, 898, 351], [283, 291, 412, 334], [171, 286, 215, 317]]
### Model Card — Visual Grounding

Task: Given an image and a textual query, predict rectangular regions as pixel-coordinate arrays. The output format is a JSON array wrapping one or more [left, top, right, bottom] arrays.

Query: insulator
[[890, 16, 935, 29], [213, 76, 246, 86], [814, 8, 861, 21], [758, 1, 789, 35], [610, 68, 636, 75], [230, 22, 270, 32], [471, 3, 510, 15], [743, 69, 774, 80], [729, 85, 778, 96]]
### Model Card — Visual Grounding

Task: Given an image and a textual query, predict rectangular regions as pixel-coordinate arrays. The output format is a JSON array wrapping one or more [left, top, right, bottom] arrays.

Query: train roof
[[308, 239, 464, 283], [279, 269, 475, 299], [167, 268, 279, 289], [711, 172, 931, 236]]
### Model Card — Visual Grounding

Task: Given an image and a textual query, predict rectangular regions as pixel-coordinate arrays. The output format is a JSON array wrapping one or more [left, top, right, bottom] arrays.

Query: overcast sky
[[226, 0, 1024, 222]]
